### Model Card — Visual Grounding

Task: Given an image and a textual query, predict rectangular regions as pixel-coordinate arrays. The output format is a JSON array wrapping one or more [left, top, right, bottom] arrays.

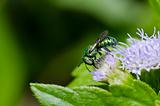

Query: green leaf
[[31, 81, 159, 106], [72, 86, 113, 106], [149, 0, 160, 15], [110, 80, 157, 106], [68, 63, 105, 87], [73, 86, 147, 106], [30, 83, 112, 106], [71, 63, 87, 77], [140, 69, 160, 93], [31, 83, 76, 106]]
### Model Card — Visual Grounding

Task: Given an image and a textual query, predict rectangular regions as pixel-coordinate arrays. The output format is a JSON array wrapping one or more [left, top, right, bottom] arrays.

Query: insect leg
[[85, 63, 92, 72], [100, 47, 111, 53], [97, 47, 110, 56]]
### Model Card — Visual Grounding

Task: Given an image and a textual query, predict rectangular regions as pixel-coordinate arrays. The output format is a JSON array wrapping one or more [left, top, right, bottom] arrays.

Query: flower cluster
[[91, 53, 117, 81], [116, 28, 160, 75], [91, 28, 160, 81]]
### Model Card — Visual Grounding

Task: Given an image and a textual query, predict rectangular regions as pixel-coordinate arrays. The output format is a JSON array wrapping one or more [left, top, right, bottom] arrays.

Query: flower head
[[91, 53, 117, 81], [115, 28, 160, 75]]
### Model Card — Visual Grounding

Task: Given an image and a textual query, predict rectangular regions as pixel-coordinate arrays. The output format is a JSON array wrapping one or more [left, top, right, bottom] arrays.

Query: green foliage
[[1, 0, 160, 105], [30, 46, 160, 103], [110, 81, 157, 106], [141, 69, 160, 94], [31, 64, 160, 106], [52, 0, 150, 28], [30, 83, 112, 106], [68, 63, 105, 87], [31, 78, 159, 106], [149, 0, 160, 15], [0, 4, 26, 106]]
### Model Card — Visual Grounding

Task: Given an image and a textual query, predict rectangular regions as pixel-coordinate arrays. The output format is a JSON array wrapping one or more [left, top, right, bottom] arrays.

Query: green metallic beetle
[[81, 31, 117, 71]]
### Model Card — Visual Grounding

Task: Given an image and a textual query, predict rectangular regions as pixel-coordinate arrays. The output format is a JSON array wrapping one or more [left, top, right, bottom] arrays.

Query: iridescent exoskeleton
[[81, 31, 117, 71]]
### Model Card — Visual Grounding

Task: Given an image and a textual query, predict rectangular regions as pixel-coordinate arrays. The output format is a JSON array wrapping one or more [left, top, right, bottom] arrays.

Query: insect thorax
[[98, 37, 117, 47]]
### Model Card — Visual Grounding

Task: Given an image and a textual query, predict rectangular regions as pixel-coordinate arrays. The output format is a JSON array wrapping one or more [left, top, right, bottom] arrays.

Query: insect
[[81, 31, 117, 72]]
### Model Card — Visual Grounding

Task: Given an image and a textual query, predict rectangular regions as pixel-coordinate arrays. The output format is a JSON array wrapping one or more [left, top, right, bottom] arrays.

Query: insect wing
[[89, 30, 108, 53], [96, 30, 108, 44], [89, 44, 97, 53]]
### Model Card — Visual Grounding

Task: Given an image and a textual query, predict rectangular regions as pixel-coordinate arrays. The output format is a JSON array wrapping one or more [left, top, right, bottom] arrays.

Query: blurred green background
[[0, 0, 160, 106]]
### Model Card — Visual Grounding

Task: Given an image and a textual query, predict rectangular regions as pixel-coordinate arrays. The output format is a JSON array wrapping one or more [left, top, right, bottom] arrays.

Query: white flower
[[115, 28, 160, 75]]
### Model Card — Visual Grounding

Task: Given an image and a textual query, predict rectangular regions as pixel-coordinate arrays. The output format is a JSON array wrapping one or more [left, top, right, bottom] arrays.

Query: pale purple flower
[[91, 54, 117, 81], [92, 71, 106, 81], [115, 28, 160, 75]]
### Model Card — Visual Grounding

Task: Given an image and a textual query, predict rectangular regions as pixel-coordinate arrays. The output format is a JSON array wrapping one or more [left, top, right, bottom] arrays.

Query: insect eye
[[84, 57, 93, 64]]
